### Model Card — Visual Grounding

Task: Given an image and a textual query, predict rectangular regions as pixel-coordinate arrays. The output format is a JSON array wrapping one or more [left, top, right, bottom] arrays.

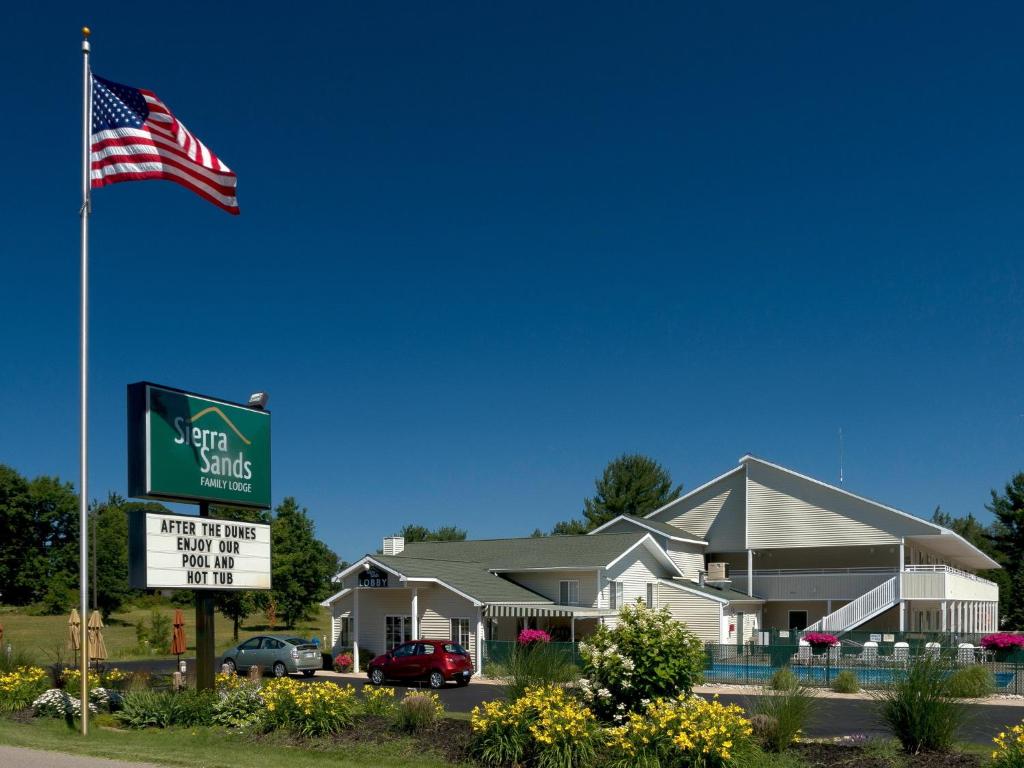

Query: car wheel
[[222, 659, 237, 674], [369, 667, 385, 685], [273, 662, 287, 678], [428, 671, 445, 689], [302, 670, 315, 677]]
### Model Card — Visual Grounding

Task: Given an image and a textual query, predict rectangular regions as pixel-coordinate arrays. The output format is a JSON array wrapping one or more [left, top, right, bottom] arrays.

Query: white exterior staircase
[[804, 576, 899, 635]]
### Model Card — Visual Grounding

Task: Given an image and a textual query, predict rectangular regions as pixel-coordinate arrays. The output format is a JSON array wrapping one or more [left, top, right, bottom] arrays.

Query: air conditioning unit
[[707, 562, 728, 582]]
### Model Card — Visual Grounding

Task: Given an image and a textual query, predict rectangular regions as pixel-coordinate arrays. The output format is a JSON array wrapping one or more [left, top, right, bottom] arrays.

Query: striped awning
[[484, 604, 617, 618]]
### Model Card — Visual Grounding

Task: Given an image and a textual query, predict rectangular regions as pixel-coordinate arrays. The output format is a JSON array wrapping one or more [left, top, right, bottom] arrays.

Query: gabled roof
[[400, 532, 653, 570], [331, 555, 554, 606], [658, 578, 764, 604], [644, 465, 745, 520], [588, 514, 706, 545]]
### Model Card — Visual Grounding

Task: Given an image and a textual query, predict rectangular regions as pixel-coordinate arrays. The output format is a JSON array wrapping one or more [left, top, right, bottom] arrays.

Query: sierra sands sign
[[128, 382, 271, 508], [129, 511, 271, 590]]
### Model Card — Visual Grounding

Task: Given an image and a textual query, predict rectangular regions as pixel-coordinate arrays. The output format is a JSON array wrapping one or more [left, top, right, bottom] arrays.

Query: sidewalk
[[0, 746, 164, 768]]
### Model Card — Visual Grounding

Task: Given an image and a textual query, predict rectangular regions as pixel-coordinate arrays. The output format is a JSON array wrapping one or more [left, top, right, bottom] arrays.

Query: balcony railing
[[729, 568, 896, 601], [903, 564, 996, 587]]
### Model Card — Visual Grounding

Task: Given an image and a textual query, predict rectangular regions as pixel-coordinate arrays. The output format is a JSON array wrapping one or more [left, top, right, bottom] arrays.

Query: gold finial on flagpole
[[82, 27, 91, 38]]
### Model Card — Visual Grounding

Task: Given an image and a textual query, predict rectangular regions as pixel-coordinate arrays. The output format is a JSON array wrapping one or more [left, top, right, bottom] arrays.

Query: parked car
[[368, 640, 473, 688], [221, 635, 322, 678]]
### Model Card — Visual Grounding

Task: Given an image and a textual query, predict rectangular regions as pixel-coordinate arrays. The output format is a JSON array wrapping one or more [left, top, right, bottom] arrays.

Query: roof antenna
[[838, 427, 844, 485]]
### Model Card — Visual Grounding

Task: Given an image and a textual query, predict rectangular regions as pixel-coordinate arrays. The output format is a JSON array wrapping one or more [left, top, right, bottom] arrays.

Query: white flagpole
[[79, 25, 92, 736]]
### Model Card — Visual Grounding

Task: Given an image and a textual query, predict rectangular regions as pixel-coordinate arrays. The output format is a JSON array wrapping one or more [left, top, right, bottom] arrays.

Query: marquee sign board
[[128, 510, 271, 591], [358, 567, 389, 588], [128, 382, 271, 509]]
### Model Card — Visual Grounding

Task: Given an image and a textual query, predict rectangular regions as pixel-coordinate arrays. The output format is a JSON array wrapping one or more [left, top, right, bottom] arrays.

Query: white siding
[[650, 468, 746, 551], [503, 570, 599, 607], [666, 541, 705, 579], [606, 547, 671, 607], [656, 583, 723, 643], [745, 460, 935, 550]]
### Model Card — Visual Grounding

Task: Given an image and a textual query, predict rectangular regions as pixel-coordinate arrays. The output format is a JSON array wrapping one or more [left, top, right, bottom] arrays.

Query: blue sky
[[2, 3, 1022, 563]]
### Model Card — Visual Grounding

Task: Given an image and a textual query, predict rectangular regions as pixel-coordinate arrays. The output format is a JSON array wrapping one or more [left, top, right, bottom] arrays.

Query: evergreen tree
[[552, 454, 682, 534], [397, 524, 467, 542], [989, 473, 1024, 628]]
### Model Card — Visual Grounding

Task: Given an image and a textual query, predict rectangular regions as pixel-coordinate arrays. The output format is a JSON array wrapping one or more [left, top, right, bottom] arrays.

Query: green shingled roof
[[398, 532, 648, 569], [618, 515, 705, 542], [660, 578, 764, 603], [372, 555, 553, 604]]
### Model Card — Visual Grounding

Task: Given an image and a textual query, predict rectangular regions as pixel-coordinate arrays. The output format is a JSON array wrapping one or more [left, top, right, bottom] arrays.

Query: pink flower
[[980, 633, 1024, 651], [517, 629, 552, 645], [804, 632, 839, 647], [333, 652, 353, 671]]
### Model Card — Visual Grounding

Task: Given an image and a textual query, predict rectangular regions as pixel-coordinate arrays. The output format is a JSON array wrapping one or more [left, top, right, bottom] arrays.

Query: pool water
[[707, 663, 1015, 689]]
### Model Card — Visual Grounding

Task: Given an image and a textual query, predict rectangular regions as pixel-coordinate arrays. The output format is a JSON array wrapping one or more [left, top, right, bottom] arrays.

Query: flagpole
[[79, 25, 92, 737]]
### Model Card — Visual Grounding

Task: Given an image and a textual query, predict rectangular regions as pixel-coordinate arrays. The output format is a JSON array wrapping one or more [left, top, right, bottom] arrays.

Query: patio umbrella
[[170, 609, 187, 666], [87, 610, 107, 670], [67, 609, 81, 654]]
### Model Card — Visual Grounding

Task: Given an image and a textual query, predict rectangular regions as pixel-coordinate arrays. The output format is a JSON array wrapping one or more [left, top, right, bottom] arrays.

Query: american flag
[[90, 74, 238, 214]]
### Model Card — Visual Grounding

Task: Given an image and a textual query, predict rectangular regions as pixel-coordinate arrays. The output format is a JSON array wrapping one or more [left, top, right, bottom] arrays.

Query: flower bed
[[0, 667, 48, 713]]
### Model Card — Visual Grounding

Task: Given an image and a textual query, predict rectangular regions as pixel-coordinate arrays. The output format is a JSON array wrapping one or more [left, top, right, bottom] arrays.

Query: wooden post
[[195, 502, 216, 691]]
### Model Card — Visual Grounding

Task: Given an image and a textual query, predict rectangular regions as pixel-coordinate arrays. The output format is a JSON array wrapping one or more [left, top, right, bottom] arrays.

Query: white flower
[[597, 688, 611, 699]]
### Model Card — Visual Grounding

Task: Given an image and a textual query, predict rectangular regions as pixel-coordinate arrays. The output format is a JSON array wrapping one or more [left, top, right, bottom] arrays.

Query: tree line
[[0, 464, 342, 634]]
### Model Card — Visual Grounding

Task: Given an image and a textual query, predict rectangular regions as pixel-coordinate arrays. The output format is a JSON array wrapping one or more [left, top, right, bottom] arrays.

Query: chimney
[[383, 536, 405, 556], [706, 562, 730, 584], [698, 570, 706, 587]]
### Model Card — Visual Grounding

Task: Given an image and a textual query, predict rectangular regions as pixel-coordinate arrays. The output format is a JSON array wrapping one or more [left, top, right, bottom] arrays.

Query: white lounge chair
[[893, 642, 910, 664], [957, 643, 975, 665], [797, 639, 812, 664], [828, 644, 841, 663], [860, 641, 879, 665], [925, 642, 941, 659]]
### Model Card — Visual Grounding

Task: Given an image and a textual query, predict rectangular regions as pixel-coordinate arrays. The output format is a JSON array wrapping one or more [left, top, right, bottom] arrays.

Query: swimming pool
[[706, 663, 1016, 689]]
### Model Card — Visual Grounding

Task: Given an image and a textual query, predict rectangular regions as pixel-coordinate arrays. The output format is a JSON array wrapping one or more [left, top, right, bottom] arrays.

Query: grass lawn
[[0, 717, 465, 768], [0, 604, 331, 664]]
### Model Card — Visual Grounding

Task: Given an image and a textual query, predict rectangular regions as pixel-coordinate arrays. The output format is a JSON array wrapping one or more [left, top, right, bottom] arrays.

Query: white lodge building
[[323, 455, 1000, 674]]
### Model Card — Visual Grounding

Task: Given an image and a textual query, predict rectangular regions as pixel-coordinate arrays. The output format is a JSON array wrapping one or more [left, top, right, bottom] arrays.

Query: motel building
[[323, 455, 1000, 675]]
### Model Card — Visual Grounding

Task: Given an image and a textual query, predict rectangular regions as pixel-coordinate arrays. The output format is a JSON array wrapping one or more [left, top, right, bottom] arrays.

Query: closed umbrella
[[87, 610, 107, 670], [170, 609, 187, 666], [67, 609, 81, 654]]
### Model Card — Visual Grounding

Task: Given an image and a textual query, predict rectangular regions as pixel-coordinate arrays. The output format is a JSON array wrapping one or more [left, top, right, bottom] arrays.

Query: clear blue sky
[[2, 3, 1022, 564]]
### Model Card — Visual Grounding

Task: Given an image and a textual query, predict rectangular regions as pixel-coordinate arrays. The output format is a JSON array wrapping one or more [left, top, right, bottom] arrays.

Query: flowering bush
[[261, 678, 358, 736], [471, 684, 597, 768], [89, 687, 123, 712], [579, 601, 704, 721], [981, 634, 1024, 651], [802, 632, 839, 647], [0, 666, 49, 712], [213, 682, 264, 729], [33, 689, 98, 719], [518, 628, 552, 645], [395, 690, 445, 732], [360, 685, 396, 717], [333, 652, 353, 672], [605, 695, 753, 768], [993, 722, 1024, 768], [216, 671, 247, 692]]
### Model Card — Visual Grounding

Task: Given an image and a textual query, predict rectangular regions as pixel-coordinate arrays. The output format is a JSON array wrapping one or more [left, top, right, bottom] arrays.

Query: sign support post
[[195, 501, 216, 691]]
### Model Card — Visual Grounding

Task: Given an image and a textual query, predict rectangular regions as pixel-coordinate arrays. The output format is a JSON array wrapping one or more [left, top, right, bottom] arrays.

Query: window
[[559, 580, 580, 606], [451, 617, 471, 648], [788, 611, 808, 631], [392, 642, 416, 658], [264, 638, 283, 650], [385, 615, 412, 650], [337, 617, 351, 646], [646, 583, 657, 607], [609, 581, 624, 610], [239, 637, 261, 651], [416, 643, 436, 656]]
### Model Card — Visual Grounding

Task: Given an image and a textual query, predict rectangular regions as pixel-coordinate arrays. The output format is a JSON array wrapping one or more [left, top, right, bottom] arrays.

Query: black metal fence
[[704, 642, 1024, 693]]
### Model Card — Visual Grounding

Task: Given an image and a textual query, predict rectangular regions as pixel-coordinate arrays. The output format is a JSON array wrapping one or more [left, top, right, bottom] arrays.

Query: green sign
[[128, 383, 271, 508]]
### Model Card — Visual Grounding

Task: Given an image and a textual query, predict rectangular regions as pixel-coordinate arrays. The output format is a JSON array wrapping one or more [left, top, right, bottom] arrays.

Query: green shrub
[[770, 667, 797, 691], [875, 655, 962, 754], [0, 666, 49, 712], [749, 683, 816, 752], [360, 685, 397, 717], [831, 670, 860, 694], [579, 601, 704, 720], [212, 683, 263, 729], [495, 641, 578, 702], [945, 665, 995, 698], [116, 689, 216, 728], [260, 678, 357, 736], [394, 691, 444, 733]]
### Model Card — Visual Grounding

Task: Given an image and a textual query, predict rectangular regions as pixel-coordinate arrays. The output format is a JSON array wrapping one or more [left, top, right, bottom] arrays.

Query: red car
[[368, 639, 473, 688]]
